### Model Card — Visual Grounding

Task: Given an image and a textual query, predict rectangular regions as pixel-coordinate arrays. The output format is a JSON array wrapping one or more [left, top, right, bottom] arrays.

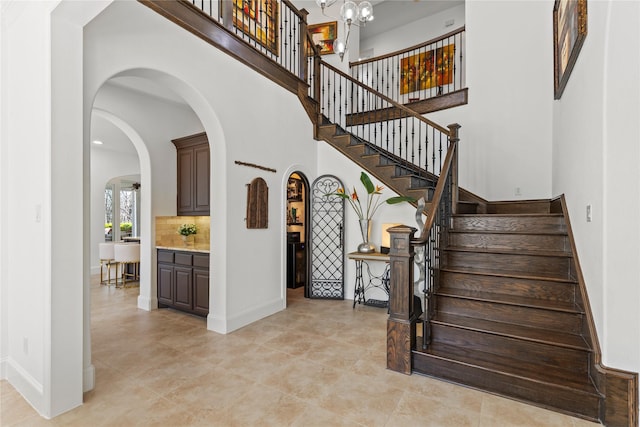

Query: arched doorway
[[285, 172, 310, 295]]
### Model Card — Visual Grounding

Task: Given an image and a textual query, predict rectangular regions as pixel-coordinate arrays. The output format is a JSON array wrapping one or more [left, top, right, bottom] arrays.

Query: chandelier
[[315, 0, 375, 61]]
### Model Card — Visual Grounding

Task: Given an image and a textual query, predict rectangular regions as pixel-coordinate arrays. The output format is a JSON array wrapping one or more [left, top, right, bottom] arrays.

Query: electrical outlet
[[514, 187, 521, 196], [586, 204, 593, 222], [23, 337, 29, 355]]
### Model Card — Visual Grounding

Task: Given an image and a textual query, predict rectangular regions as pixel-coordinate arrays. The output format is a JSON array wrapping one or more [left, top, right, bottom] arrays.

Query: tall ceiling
[[361, 0, 464, 39]]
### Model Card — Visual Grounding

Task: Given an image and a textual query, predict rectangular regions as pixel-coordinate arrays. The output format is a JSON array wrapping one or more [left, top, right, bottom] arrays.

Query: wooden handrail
[[409, 124, 459, 245], [349, 26, 465, 67], [319, 59, 451, 135]]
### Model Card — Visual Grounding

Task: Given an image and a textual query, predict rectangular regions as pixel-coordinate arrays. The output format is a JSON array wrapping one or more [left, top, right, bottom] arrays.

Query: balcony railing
[[187, 0, 308, 81], [350, 27, 466, 106]]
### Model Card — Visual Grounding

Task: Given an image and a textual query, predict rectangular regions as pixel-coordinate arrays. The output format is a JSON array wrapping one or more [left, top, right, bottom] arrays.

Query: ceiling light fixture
[[92, 140, 103, 145], [316, 0, 374, 61]]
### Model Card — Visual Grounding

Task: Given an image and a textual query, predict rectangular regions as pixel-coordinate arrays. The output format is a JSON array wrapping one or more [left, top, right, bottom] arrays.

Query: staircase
[[317, 121, 437, 204], [414, 202, 603, 421]]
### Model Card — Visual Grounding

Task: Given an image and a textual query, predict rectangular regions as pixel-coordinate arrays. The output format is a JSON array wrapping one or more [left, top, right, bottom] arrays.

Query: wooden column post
[[448, 123, 461, 215], [221, 0, 234, 32], [298, 8, 309, 82], [387, 225, 417, 375]]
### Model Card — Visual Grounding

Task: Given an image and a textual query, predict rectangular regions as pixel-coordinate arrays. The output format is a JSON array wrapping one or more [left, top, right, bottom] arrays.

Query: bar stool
[[114, 243, 140, 287], [98, 242, 116, 286]]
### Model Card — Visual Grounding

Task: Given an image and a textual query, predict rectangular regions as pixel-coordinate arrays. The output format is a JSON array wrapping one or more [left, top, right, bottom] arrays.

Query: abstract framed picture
[[553, 0, 587, 99], [233, 0, 279, 55], [400, 44, 455, 95], [308, 21, 338, 55]]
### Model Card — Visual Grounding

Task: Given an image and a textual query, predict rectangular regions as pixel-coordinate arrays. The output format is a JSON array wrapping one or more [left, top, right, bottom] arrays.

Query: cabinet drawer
[[158, 250, 174, 263], [174, 252, 193, 266], [193, 254, 209, 268]]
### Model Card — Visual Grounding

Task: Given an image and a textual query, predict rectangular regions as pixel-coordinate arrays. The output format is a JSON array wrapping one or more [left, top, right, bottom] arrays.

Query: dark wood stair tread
[[454, 213, 564, 218], [440, 266, 578, 284], [441, 262, 572, 280], [431, 312, 591, 351], [444, 246, 572, 258], [436, 287, 582, 313], [413, 341, 600, 396], [449, 229, 568, 236]]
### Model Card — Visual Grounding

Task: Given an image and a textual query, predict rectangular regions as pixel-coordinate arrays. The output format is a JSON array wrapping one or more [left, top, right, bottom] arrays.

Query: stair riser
[[453, 216, 566, 233], [431, 323, 589, 373], [436, 296, 583, 333], [444, 251, 571, 280], [412, 353, 601, 421], [486, 201, 552, 214], [440, 271, 575, 303], [449, 233, 568, 252]]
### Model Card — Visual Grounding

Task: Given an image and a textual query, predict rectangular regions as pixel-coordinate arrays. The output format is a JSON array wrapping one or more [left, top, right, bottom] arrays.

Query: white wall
[[360, 3, 466, 58], [426, 1, 554, 202], [1, 0, 112, 417], [552, 0, 640, 374]]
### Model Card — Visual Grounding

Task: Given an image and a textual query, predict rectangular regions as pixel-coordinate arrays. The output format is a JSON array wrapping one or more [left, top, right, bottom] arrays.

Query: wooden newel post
[[448, 123, 461, 215], [387, 224, 417, 375]]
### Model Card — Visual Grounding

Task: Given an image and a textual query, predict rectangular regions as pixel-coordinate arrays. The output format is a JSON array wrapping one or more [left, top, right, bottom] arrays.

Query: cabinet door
[[177, 148, 194, 215], [174, 266, 193, 311], [193, 268, 210, 316], [193, 145, 210, 214], [157, 263, 174, 306]]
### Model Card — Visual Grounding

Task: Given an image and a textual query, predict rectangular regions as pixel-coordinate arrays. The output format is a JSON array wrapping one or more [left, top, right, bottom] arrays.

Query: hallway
[[1, 277, 598, 426]]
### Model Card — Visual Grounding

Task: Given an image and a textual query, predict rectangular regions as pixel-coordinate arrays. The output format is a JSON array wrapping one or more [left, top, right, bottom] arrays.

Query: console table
[[347, 252, 390, 308]]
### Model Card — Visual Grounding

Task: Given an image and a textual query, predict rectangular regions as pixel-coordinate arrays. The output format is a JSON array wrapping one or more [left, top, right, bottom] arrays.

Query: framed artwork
[[233, 0, 279, 55], [553, 0, 587, 99], [400, 44, 455, 95], [308, 21, 338, 55]]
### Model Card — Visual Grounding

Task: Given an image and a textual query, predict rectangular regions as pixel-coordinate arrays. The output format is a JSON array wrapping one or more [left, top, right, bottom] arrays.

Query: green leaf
[[329, 192, 349, 200], [386, 196, 416, 204], [360, 172, 375, 195]]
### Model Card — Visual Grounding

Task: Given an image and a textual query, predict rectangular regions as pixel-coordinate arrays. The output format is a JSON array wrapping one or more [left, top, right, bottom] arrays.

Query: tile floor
[[2, 277, 600, 426]]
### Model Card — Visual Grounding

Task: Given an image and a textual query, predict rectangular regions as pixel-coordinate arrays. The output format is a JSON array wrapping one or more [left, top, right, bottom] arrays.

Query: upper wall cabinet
[[172, 132, 210, 216]]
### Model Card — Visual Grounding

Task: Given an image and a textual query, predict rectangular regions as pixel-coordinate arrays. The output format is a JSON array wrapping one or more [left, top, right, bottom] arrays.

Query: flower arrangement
[[332, 172, 414, 220], [178, 223, 197, 236]]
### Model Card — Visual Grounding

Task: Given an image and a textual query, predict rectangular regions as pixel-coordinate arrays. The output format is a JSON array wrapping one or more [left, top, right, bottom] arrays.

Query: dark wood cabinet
[[157, 249, 209, 317], [172, 132, 210, 216]]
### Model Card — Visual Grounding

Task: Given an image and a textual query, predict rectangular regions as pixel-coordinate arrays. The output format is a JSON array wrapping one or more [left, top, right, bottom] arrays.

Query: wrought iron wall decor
[[309, 175, 345, 299]]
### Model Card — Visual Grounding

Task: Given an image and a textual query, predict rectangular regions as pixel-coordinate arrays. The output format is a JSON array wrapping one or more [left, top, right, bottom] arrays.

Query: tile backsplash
[[155, 216, 210, 248]]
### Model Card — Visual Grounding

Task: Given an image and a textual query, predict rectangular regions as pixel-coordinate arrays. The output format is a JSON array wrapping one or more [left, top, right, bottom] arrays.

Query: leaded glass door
[[309, 175, 345, 299]]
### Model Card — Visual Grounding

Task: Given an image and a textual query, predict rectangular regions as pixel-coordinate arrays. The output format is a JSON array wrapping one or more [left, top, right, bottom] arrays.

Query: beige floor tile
[[479, 394, 597, 427], [0, 278, 604, 426], [316, 370, 405, 427]]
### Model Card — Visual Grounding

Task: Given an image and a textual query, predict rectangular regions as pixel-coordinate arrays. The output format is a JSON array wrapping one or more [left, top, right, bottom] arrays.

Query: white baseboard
[[137, 295, 156, 312], [5, 357, 46, 418], [83, 364, 95, 392], [207, 297, 284, 334]]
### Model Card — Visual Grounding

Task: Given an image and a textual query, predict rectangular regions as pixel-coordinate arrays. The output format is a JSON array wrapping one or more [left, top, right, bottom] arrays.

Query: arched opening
[[285, 171, 310, 300]]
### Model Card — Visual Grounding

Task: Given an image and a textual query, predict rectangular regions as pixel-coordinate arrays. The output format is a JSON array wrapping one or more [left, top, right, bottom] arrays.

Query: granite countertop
[[156, 245, 210, 254]]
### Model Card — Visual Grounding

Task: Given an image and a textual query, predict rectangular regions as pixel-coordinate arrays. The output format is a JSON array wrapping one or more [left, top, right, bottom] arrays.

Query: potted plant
[[178, 223, 197, 245], [332, 172, 414, 253]]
